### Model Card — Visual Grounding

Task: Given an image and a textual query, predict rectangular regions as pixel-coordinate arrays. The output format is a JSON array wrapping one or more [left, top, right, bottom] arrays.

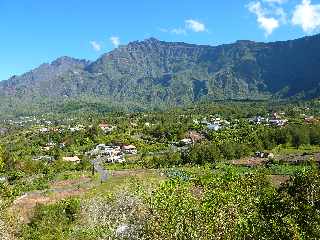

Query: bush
[[21, 198, 80, 240], [182, 143, 222, 165]]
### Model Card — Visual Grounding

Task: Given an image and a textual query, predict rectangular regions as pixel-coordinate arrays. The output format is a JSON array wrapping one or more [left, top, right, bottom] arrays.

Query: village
[[1, 107, 318, 171]]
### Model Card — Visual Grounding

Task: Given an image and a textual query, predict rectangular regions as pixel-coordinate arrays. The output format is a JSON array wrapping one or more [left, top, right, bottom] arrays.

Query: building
[[39, 127, 49, 133], [179, 138, 193, 146], [207, 123, 221, 131], [0, 176, 7, 182], [269, 119, 287, 127], [185, 131, 204, 143], [99, 123, 116, 133], [32, 156, 55, 162], [106, 155, 126, 163], [255, 152, 274, 159], [122, 145, 138, 154], [62, 156, 81, 163]]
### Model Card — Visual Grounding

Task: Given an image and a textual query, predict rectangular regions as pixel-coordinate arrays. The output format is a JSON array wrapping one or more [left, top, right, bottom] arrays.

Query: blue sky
[[1, 0, 320, 80]]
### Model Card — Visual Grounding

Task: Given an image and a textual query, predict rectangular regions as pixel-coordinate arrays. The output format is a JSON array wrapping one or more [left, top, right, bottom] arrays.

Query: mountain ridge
[[1, 34, 320, 113]]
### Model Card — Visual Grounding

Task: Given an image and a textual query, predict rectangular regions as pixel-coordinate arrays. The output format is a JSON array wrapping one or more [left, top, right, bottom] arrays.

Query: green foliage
[[143, 167, 320, 239], [251, 167, 320, 239], [182, 143, 222, 165], [148, 151, 182, 168], [21, 198, 81, 240]]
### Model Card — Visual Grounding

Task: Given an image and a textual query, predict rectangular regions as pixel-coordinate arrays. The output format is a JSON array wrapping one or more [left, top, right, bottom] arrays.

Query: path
[[91, 157, 109, 182]]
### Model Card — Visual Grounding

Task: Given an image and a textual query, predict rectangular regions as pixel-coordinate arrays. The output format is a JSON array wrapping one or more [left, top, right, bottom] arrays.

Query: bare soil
[[9, 169, 159, 223]]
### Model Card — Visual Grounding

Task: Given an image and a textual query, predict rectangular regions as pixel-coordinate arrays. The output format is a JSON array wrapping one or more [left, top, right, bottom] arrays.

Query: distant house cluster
[[195, 117, 230, 131], [86, 143, 137, 163], [99, 123, 116, 133], [250, 112, 288, 127]]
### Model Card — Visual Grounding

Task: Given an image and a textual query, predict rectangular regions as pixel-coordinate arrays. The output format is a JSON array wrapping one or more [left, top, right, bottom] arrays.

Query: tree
[[290, 126, 310, 149], [183, 143, 221, 165]]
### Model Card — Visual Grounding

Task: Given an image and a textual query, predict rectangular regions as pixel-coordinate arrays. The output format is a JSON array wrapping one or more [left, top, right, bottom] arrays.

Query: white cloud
[[159, 19, 207, 35], [185, 19, 206, 32], [110, 36, 120, 48], [171, 28, 187, 35], [90, 41, 101, 51], [263, 0, 287, 4], [275, 7, 287, 23], [259, 16, 280, 35], [248, 1, 280, 36], [292, 0, 320, 33]]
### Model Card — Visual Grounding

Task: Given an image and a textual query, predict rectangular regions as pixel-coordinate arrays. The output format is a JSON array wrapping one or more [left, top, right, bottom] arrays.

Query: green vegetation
[[0, 100, 320, 239], [13, 166, 320, 240]]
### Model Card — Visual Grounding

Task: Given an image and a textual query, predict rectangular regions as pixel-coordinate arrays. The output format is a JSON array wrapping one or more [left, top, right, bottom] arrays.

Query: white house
[[63, 156, 81, 163], [122, 145, 137, 154]]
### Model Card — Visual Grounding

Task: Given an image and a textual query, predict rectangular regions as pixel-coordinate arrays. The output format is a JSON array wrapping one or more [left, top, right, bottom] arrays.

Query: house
[[185, 131, 204, 143], [305, 116, 317, 124], [269, 119, 287, 127], [59, 142, 67, 148], [0, 128, 8, 135], [255, 152, 274, 159], [144, 122, 151, 127], [272, 112, 280, 119], [0, 176, 7, 182], [46, 142, 56, 147], [32, 156, 54, 162], [207, 123, 221, 131], [122, 145, 138, 154], [251, 116, 268, 125], [39, 127, 49, 133], [99, 123, 115, 133], [200, 119, 209, 125], [180, 138, 193, 146], [42, 146, 51, 151], [106, 155, 126, 163], [86, 144, 121, 157], [69, 127, 80, 132], [63, 156, 81, 163]]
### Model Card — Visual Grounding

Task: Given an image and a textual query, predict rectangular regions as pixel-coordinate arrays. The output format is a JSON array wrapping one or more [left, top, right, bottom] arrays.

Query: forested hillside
[[1, 34, 320, 114]]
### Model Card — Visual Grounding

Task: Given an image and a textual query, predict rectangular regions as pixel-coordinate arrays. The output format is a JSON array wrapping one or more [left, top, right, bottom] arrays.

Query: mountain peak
[[126, 37, 162, 47], [144, 37, 160, 43], [52, 56, 90, 66]]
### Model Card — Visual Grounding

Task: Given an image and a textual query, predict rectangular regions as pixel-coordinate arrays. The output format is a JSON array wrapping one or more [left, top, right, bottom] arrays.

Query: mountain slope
[[1, 34, 320, 112]]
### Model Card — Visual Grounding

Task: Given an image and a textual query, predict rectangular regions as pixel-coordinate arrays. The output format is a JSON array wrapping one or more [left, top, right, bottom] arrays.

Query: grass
[[272, 145, 320, 155], [53, 170, 92, 181], [84, 169, 164, 199], [267, 164, 312, 176]]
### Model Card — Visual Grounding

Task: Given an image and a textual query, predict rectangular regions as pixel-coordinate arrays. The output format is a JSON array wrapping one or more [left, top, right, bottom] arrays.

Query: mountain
[[1, 34, 320, 113]]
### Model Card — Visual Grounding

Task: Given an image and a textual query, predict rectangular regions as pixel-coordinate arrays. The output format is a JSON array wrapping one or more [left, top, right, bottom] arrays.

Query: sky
[[1, 0, 320, 80]]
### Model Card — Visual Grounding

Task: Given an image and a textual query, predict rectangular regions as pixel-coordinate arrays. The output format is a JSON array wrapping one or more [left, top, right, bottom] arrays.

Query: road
[[92, 157, 109, 182]]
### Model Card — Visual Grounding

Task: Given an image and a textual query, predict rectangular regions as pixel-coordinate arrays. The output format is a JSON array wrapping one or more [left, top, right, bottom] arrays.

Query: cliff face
[[1, 34, 320, 107]]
